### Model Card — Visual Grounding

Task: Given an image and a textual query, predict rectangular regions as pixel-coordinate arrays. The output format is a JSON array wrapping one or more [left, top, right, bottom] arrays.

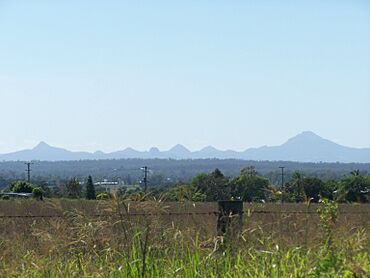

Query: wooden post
[[217, 200, 243, 236]]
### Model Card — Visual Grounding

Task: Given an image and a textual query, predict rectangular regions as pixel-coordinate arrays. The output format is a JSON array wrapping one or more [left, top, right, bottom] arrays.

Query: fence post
[[217, 200, 243, 236]]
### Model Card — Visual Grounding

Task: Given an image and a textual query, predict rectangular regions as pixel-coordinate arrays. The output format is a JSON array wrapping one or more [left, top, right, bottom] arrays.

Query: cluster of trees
[[2, 167, 369, 203], [160, 167, 369, 203], [8, 181, 44, 199], [6, 175, 97, 200], [1, 159, 369, 190], [50, 175, 98, 200]]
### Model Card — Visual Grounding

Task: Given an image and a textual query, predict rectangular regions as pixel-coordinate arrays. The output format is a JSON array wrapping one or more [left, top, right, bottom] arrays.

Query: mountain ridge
[[0, 131, 369, 162]]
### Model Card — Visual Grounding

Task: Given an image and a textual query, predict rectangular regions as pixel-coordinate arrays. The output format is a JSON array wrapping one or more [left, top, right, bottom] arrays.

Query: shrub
[[10, 181, 35, 193], [32, 187, 44, 200]]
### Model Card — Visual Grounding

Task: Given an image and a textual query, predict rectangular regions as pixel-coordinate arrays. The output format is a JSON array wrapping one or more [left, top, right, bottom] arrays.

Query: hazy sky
[[0, 1, 369, 153]]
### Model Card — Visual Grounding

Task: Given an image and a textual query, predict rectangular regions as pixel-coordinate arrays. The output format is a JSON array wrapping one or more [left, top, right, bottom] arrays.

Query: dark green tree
[[283, 172, 305, 202], [302, 177, 333, 202], [85, 175, 96, 200], [229, 167, 270, 202], [283, 172, 335, 203], [336, 172, 369, 203], [192, 169, 230, 201]]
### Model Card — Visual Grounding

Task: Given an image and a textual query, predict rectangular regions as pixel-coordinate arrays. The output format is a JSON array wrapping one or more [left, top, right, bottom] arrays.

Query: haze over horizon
[[1, 1, 369, 153]]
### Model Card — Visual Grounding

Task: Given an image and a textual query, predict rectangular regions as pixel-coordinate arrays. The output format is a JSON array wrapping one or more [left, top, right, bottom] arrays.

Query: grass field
[[0, 199, 369, 277]]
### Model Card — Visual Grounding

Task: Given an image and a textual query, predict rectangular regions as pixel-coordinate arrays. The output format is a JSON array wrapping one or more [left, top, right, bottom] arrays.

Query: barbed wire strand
[[0, 210, 368, 219]]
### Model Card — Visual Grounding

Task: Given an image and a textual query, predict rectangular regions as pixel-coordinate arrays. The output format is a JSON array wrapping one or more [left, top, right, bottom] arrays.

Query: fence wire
[[0, 210, 368, 219]]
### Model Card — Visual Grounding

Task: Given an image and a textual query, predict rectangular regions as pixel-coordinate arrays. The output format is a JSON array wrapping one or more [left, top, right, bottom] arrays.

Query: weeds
[[0, 199, 368, 277]]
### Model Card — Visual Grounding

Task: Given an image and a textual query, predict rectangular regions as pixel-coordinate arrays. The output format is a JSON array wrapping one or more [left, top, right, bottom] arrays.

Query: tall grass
[[0, 198, 369, 277]]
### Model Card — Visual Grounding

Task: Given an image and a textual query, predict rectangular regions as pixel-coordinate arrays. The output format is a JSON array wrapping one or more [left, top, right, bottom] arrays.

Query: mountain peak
[[149, 147, 160, 153], [33, 141, 52, 150], [121, 147, 139, 153], [300, 131, 322, 138], [200, 146, 218, 152], [284, 131, 325, 145], [169, 144, 190, 153]]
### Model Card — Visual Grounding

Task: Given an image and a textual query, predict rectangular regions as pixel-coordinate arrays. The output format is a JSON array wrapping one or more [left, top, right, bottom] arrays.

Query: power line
[[0, 210, 367, 219]]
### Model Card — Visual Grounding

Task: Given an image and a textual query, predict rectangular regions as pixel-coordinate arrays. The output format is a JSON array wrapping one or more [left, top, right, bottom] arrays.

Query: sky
[[0, 0, 369, 153]]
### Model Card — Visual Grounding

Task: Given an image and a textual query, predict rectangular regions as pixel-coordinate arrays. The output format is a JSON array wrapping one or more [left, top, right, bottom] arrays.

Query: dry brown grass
[[0, 199, 368, 245], [0, 199, 369, 277]]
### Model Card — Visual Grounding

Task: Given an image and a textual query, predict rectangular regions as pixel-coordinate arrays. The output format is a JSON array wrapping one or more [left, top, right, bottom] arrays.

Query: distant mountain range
[[0, 131, 369, 163]]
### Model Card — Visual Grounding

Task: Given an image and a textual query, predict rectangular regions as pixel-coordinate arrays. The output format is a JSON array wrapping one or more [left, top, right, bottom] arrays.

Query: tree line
[[3, 167, 369, 203], [1, 159, 369, 190], [159, 167, 369, 203]]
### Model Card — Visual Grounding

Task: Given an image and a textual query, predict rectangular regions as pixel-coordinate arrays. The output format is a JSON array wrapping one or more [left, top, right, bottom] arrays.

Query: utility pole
[[25, 162, 33, 183], [279, 166, 285, 202], [141, 166, 149, 192]]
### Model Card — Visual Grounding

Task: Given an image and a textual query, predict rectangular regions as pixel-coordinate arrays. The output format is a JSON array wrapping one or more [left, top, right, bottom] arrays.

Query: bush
[[10, 181, 34, 193], [32, 187, 44, 200]]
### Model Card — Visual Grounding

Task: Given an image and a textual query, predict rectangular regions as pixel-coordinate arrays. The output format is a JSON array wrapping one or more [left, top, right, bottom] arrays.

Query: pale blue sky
[[0, 1, 369, 153]]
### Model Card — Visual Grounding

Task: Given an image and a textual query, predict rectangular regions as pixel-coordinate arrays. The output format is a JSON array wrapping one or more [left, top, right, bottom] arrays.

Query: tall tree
[[283, 172, 305, 202], [192, 169, 230, 201], [85, 175, 96, 200], [284, 172, 334, 203], [337, 173, 369, 203], [229, 168, 270, 202]]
